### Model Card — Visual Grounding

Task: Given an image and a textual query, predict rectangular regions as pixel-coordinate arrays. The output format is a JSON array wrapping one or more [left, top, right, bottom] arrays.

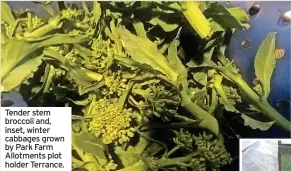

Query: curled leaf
[[241, 114, 275, 131]]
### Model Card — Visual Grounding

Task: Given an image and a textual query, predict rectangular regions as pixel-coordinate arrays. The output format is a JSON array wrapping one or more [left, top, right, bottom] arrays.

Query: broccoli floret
[[173, 130, 232, 170], [61, 8, 83, 19], [130, 81, 181, 122], [193, 132, 232, 170], [222, 85, 242, 106], [26, 12, 44, 32], [88, 98, 138, 145], [23, 14, 62, 39], [190, 157, 206, 171], [102, 71, 128, 97], [63, 50, 78, 63], [67, 29, 83, 36], [104, 159, 118, 171], [173, 128, 193, 149], [47, 45, 65, 55], [91, 36, 115, 59]]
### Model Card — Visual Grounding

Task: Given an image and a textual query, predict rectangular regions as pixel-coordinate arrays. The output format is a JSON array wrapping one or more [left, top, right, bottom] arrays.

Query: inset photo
[[240, 139, 291, 171]]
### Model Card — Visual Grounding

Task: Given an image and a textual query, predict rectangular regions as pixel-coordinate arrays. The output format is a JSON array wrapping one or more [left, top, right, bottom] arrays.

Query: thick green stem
[[158, 153, 197, 168], [180, 90, 219, 135], [216, 65, 291, 132], [236, 76, 291, 131], [166, 146, 180, 157], [208, 88, 218, 115]]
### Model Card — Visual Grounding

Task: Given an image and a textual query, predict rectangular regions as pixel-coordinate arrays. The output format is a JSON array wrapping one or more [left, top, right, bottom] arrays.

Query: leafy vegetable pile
[[1, 1, 290, 171]]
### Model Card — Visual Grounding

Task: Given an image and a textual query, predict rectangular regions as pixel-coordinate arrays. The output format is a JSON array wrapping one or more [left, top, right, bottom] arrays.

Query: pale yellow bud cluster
[[28, 14, 44, 31], [104, 74, 127, 96], [104, 159, 118, 171], [61, 8, 82, 19], [90, 38, 115, 71], [88, 98, 137, 144], [92, 38, 110, 58]]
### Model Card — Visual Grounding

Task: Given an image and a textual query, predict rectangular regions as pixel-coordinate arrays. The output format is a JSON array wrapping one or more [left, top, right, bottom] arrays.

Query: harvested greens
[[1, 1, 290, 171]]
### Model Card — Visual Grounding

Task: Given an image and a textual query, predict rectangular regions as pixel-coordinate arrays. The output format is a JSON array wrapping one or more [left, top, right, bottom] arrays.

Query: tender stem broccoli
[[222, 85, 242, 106], [88, 98, 138, 145], [207, 53, 291, 131], [180, 89, 220, 136], [26, 12, 44, 32], [61, 8, 83, 19], [103, 71, 127, 96], [157, 153, 198, 168], [23, 14, 62, 39], [129, 81, 181, 122], [171, 129, 232, 170]]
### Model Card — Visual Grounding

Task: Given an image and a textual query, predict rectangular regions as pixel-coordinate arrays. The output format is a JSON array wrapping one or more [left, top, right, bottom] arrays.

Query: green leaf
[[186, 60, 212, 68], [79, 80, 105, 96], [73, 132, 108, 163], [167, 39, 188, 89], [73, 44, 92, 62], [114, 146, 140, 167], [180, 89, 219, 135], [118, 27, 178, 83], [210, 20, 225, 33], [1, 40, 42, 92], [43, 49, 103, 86], [167, 39, 186, 77], [149, 17, 179, 32], [2, 54, 43, 92], [67, 94, 94, 106], [133, 21, 147, 38], [204, 3, 249, 30], [193, 72, 207, 86], [29, 34, 90, 47], [254, 32, 277, 99], [1, 2, 15, 25], [228, 7, 249, 24], [92, 1, 102, 24], [144, 142, 165, 157], [6, 19, 19, 39], [241, 114, 275, 131], [213, 74, 237, 113], [81, 1, 90, 14], [106, 20, 122, 55], [118, 82, 134, 111]]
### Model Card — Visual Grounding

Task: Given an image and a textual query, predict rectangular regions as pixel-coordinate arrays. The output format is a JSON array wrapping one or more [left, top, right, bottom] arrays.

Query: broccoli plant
[[2, 1, 290, 171]]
